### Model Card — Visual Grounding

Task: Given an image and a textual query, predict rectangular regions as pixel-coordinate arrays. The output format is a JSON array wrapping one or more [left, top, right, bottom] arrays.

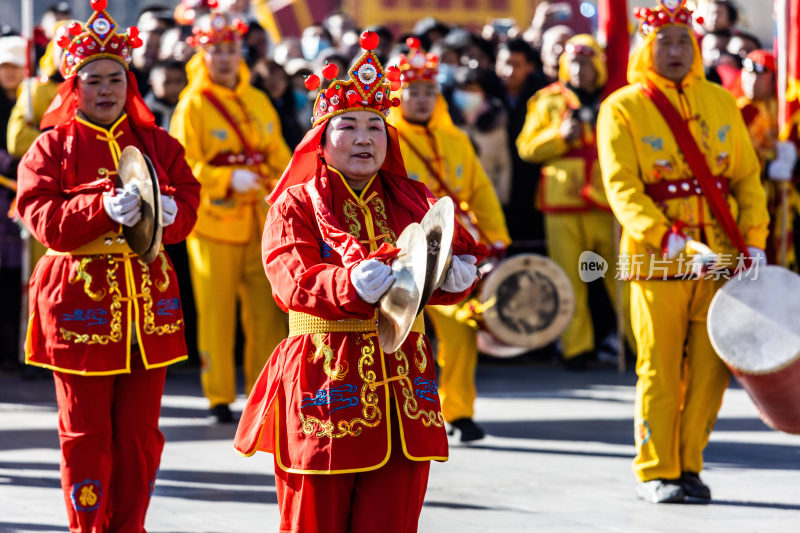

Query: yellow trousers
[[427, 305, 477, 422], [545, 210, 634, 358], [630, 279, 730, 481], [187, 233, 287, 407]]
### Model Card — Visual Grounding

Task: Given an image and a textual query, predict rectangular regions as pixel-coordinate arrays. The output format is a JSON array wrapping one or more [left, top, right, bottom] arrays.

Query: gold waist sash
[[46, 232, 133, 256], [288, 311, 425, 337]]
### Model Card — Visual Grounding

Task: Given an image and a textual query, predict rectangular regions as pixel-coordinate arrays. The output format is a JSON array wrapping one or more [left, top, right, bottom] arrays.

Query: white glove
[[103, 184, 141, 227], [441, 254, 478, 293], [230, 169, 261, 193], [161, 195, 178, 226], [747, 246, 767, 267], [664, 232, 687, 260], [768, 141, 797, 181], [350, 259, 394, 304]]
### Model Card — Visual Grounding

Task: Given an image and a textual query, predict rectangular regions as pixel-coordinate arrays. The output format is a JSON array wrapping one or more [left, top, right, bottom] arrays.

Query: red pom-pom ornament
[[128, 26, 139, 38], [406, 37, 421, 50], [130, 37, 143, 48], [91, 0, 108, 12], [390, 79, 401, 91], [321, 63, 339, 80], [57, 34, 71, 48], [385, 65, 401, 82], [68, 22, 83, 36], [391, 97, 400, 107], [325, 87, 337, 99], [359, 30, 379, 51], [304, 74, 320, 91]]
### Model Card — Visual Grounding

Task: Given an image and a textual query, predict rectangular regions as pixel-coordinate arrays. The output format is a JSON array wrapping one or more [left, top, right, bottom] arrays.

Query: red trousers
[[275, 410, 431, 533], [53, 355, 167, 533]]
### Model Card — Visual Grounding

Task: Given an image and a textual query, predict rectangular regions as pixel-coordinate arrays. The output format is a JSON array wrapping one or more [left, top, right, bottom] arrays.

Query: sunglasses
[[565, 43, 596, 57], [742, 58, 771, 74]]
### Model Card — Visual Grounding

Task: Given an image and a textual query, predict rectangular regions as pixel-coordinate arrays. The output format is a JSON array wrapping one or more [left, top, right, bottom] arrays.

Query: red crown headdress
[[187, 12, 248, 48], [56, 0, 142, 79], [304, 31, 402, 127], [396, 37, 439, 85], [634, 0, 694, 37]]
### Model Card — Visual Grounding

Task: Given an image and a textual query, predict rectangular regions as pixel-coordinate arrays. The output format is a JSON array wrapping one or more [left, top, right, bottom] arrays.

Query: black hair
[[713, 0, 739, 26], [500, 38, 538, 65], [150, 59, 186, 78]]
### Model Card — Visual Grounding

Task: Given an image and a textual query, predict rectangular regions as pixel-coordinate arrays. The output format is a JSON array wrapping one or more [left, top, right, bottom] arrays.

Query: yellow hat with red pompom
[[633, 0, 694, 37], [396, 37, 439, 86], [303, 30, 402, 127], [55, 0, 143, 79]]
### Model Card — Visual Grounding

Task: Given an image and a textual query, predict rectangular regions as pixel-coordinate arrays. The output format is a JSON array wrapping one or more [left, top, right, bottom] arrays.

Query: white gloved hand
[[768, 141, 798, 181], [747, 246, 767, 267], [103, 185, 141, 227], [441, 254, 478, 293], [350, 259, 394, 304], [161, 195, 178, 226], [664, 232, 688, 260], [230, 169, 261, 193]]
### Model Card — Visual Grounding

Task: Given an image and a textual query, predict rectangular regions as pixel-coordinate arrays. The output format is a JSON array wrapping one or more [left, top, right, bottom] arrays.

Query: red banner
[[777, 0, 800, 140], [597, 0, 630, 100]]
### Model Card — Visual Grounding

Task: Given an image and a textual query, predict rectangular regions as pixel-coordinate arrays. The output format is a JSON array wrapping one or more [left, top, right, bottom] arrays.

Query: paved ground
[[1, 357, 799, 533]]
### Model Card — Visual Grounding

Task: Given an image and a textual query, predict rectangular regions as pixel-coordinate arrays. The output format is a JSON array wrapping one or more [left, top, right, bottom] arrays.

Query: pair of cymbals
[[116, 146, 163, 263], [377, 197, 455, 353]]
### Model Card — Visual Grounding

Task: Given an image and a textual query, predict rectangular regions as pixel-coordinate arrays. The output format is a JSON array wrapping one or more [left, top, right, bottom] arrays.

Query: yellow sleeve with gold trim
[[597, 90, 671, 250], [7, 80, 58, 159]]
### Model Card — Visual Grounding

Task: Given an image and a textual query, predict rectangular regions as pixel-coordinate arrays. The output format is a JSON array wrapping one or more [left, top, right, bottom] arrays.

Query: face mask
[[453, 89, 484, 113], [293, 90, 308, 112], [301, 36, 332, 61]]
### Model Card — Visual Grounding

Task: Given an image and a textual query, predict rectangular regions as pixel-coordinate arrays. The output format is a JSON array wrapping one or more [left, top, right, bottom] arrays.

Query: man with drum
[[170, 11, 292, 423], [14, 1, 200, 529], [517, 33, 633, 371], [597, 0, 769, 503], [386, 38, 511, 442], [233, 31, 483, 532]]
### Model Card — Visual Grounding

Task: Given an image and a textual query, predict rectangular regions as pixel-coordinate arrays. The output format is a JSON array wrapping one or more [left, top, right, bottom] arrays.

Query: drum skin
[[707, 265, 800, 434]]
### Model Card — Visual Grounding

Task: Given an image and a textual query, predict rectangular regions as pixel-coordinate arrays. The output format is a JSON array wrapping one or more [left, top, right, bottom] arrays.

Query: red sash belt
[[645, 176, 729, 201], [209, 152, 266, 167]]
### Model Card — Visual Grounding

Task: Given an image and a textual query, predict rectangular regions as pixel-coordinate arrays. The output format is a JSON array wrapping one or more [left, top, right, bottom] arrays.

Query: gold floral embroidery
[[369, 196, 397, 245], [60, 257, 123, 344], [414, 335, 427, 373], [155, 252, 171, 292], [393, 342, 444, 428], [139, 259, 183, 335], [70, 257, 107, 302], [309, 333, 348, 380], [343, 199, 362, 238], [300, 335, 383, 438]]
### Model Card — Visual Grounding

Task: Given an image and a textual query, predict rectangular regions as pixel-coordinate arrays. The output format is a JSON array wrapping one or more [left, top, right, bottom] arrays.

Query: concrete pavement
[[1, 358, 799, 532]]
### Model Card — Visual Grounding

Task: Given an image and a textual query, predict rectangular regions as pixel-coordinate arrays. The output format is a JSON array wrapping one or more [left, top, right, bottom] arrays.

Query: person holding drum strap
[[233, 32, 483, 532], [14, 1, 200, 530], [170, 11, 292, 424], [597, 0, 769, 504], [517, 33, 635, 371], [386, 38, 511, 442]]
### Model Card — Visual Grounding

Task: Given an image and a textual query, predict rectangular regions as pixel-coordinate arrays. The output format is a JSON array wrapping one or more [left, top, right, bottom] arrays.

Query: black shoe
[[448, 418, 485, 442], [210, 404, 234, 424], [679, 471, 711, 503], [563, 352, 591, 372], [635, 479, 686, 503]]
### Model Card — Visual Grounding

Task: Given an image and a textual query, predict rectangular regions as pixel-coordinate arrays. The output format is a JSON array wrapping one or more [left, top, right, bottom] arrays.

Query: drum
[[477, 253, 575, 357], [707, 265, 800, 434]]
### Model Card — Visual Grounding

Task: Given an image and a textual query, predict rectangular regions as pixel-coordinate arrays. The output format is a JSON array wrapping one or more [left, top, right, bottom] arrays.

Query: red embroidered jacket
[[16, 114, 200, 375], [234, 166, 481, 473]]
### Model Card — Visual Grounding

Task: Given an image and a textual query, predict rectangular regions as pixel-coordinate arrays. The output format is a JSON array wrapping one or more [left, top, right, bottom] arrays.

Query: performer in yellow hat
[[386, 38, 511, 442], [170, 11, 292, 422], [597, 0, 769, 503]]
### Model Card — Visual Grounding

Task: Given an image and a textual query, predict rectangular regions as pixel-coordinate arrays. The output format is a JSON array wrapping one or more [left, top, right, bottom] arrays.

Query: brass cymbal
[[117, 146, 163, 264], [417, 196, 454, 314], [377, 222, 427, 354]]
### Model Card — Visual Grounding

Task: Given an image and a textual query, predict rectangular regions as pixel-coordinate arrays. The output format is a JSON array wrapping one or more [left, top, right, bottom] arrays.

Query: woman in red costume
[[234, 32, 484, 532], [14, 1, 199, 531]]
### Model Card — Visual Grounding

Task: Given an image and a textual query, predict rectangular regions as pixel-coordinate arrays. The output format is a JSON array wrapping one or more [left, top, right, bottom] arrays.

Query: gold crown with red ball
[[634, 0, 695, 37], [304, 31, 402, 126], [396, 37, 439, 85], [187, 11, 248, 48], [56, 0, 143, 79]]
